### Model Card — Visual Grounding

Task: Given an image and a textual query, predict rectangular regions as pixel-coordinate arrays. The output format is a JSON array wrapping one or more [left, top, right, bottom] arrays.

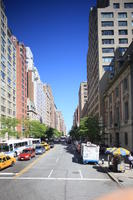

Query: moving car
[[0, 154, 16, 170], [18, 147, 35, 161], [35, 145, 45, 155]]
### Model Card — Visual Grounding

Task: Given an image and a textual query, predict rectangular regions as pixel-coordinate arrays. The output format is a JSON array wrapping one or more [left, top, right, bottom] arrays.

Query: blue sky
[[4, 0, 96, 132]]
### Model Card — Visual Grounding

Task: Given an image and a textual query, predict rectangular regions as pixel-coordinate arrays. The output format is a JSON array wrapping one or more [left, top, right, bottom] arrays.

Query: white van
[[81, 142, 99, 164]]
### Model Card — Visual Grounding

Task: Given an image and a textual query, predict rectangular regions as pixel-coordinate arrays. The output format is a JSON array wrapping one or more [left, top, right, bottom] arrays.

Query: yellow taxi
[[41, 142, 50, 151], [0, 154, 16, 170]]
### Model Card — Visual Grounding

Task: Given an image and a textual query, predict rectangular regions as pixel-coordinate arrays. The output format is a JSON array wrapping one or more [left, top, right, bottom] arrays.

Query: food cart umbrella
[[105, 147, 117, 154], [111, 147, 130, 156]]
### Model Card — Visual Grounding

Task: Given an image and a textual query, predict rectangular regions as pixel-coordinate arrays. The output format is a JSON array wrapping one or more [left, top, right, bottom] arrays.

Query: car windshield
[[22, 149, 30, 153], [36, 146, 42, 149]]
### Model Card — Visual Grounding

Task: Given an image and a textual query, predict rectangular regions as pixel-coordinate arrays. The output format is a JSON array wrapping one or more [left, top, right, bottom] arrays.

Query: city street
[[0, 144, 118, 200]]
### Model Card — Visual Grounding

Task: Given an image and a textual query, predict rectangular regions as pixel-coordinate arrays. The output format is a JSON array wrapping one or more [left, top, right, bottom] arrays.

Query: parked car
[[18, 147, 35, 161], [41, 142, 50, 151], [0, 154, 16, 170], [49, 142, 54, 148], [35, 145, 45, 155]]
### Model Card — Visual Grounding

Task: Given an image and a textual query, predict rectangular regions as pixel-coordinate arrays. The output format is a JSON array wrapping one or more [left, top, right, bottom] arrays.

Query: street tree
[[79, 116, 101, 143], [23, 119, 47, 138], [0, 117, 20, 139], [69, 125, 79, 140], [30, 120, 47, 138]]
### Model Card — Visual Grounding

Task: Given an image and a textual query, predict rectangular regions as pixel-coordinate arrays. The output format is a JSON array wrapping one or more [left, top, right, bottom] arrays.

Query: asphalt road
[[0, 144, 118, 200]]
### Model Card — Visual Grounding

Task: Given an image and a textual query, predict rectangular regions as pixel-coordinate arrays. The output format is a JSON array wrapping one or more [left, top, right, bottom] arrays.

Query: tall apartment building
[[87, 0, 133, 118], [73, 106, 80, 127], [0, 1, 16, 126], [78, 82, 88, 120], [11, 36, 27, 133], [43, 84, 55, 128], [33, 67, 46, 123], [103, 42, 133, 150], [26, 47, 39, 121], [55, 109, 66, 135]]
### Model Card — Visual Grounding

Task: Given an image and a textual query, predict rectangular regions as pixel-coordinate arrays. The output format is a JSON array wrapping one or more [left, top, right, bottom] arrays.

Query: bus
[[0, 138, 41, 157]]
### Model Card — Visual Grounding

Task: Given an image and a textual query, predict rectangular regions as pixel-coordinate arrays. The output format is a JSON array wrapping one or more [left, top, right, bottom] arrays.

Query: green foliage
[[0, 117, 20, 139], [30, 120, 47, 138], [23, 119, 47, 138], [69, 125, 79, 140], [69, 116, 101, 143], [44, 127, 62, 140], [53, 128, 62, 138]]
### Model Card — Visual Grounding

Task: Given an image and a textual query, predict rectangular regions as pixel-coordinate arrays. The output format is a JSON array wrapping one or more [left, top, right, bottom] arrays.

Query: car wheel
[[11, 161, 15, 166], [14, 152, 17, 157]]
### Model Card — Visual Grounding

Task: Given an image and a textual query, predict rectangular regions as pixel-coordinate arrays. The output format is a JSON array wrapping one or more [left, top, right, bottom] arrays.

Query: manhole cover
[[72, 171, 79, 174]]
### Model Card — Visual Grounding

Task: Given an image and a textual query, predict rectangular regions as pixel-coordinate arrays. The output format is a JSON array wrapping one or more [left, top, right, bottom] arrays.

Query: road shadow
[[64, 144, 83, 164], [93, 165, 107, 173]]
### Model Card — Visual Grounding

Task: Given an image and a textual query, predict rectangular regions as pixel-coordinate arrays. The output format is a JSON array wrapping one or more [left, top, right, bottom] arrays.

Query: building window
[[124, 101, 129, 121], [103, 65, 113, 71], [125, 132, 128, 145], [102, 30, 114, 35], [113, 3, 120, 8], [102, 39, 114, 44], [118, 13, 127, 18], [119, 38, 128, 44], [132, 21, 133, 26], [123, 77, 128, 91], [1, 88, 5, 96], [101, 12, 114, 18], [8, 93, 11, 99], [102, 48, 114, 53], [102, 57, 114, 63], [109, 94, 112, 104], [1, 71, 5, 80], [132, 12, 133, 17], [101, 21, 114, 27], [119, 47, 127, 55], [110, 111, 112, 126], [119, 30, 128, 35], [1, 106, 6, 113], [7, 77, 11, 85], [1, 54, 6, 64], [124, 3, 133, 8], [118, 21, 127, 26], [1, 62, 6, 72], [115, 87, 119, 97]]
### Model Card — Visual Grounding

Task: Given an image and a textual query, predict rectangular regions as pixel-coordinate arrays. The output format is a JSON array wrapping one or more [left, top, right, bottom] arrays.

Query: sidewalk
[[99, 160, 133, 188]]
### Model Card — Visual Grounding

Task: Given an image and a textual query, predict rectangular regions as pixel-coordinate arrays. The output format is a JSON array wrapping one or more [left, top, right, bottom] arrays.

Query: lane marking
[[0, 173, 19, 176], [0, 177, 111, 181], [56, 158, 59, 163], [14, 152, 47, 178], [48, 169, 54, 178], [79, 170, 83, 179]]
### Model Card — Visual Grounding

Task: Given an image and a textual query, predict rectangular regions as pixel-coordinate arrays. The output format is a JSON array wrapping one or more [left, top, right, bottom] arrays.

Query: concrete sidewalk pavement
[[99, 160, 133, 188]]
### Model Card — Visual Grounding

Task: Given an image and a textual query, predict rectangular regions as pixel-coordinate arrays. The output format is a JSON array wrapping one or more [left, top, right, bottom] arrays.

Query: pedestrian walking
[[128, 153, 133, 169]]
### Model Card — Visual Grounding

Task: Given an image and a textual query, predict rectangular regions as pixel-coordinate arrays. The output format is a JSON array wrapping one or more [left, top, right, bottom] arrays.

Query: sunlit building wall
[[12, 36, 27, 133], [0, 2, 17, 140], [87, 0, 133, 118]]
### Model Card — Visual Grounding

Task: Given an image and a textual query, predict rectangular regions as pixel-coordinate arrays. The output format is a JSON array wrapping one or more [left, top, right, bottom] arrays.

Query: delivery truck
[[81, 142, 99, 164]]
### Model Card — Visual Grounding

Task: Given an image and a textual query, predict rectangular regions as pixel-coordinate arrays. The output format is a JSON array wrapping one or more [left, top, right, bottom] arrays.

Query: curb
[[99, 163, 124, 188]]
